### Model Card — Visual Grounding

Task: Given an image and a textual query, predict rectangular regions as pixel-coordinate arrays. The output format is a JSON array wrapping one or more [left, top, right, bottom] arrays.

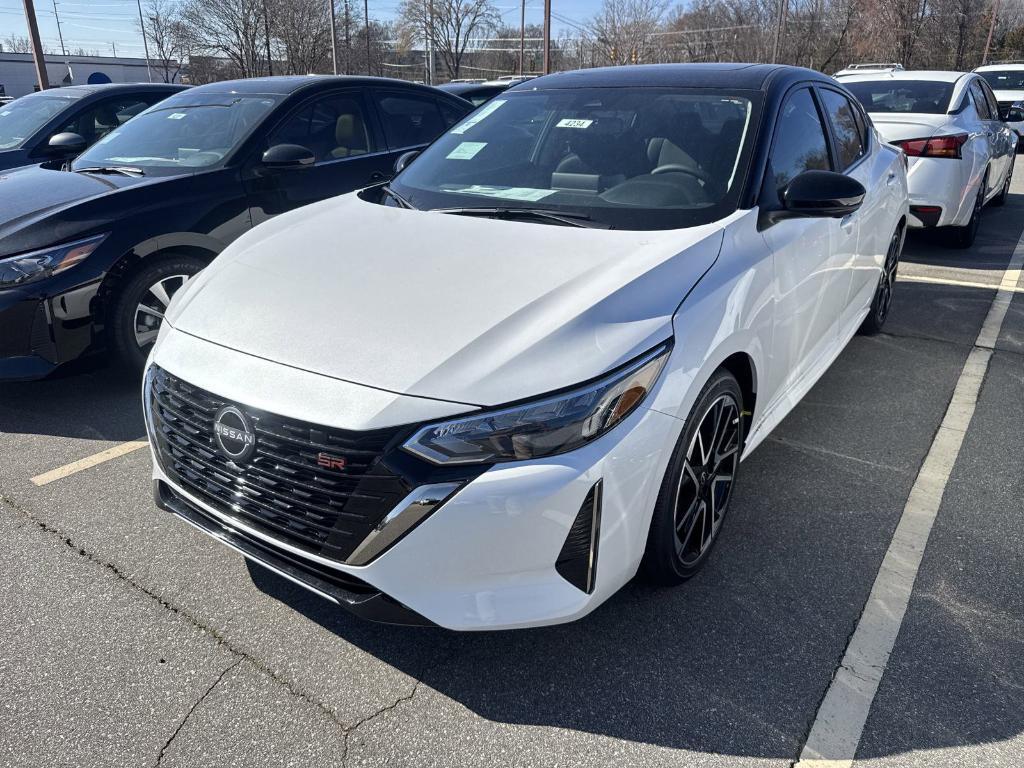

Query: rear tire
[[859, 227, 903, 336], [951, 175, 986, 249], [641, 369, 744, 586], [109, 254, 205, 371]]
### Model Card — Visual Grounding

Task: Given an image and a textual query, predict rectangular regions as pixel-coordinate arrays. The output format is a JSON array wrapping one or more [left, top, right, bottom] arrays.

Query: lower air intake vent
[[555, 480, 602, 594]]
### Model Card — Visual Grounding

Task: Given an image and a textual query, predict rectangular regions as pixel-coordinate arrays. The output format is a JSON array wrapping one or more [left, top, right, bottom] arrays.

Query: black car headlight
[[0, 234, 107, 288], [402, 342, 672, 465]]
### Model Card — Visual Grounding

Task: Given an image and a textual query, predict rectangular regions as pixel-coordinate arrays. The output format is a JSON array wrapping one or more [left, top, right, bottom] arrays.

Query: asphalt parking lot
[[1, 178, 1023, 768]]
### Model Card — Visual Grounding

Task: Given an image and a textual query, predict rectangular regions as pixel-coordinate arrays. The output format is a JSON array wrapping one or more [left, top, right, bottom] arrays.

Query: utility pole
[[542, 0, 551, 74], [770, 0, 787, 64], [262, 0, 273, 75], [135, 0, 153, 81], [343, 0, 351, 74], [364, 0, 371, 75], [427, 0, 435, 84], [21, 0, 49, 90], [328, 0, 339, 74], [982, 0, 1002, 65], [52, 0, 67, 57], [518, 0, 525, 76]]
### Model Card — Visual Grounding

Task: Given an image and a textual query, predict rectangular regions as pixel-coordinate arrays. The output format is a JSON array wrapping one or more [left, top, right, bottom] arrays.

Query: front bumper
[[147, 331, 682, 631], [0, 279, 101, 381]]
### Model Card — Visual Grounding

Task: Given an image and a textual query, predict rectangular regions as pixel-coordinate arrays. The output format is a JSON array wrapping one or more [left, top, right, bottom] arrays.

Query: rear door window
[[818, 88, 866, 170], [374, 92, 447, 149]]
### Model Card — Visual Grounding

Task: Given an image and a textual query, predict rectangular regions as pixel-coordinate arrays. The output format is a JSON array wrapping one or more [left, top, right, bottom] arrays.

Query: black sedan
[[436, 81, 511, 107], [0, 83, 185, 172], [0, 75, 472, 380]]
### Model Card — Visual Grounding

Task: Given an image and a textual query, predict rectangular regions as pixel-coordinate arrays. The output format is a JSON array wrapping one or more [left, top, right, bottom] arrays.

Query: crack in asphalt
[[156, 658, 243, 766], [877, 329, 1024, 360], [0, 489, 386, 739], [340, 680, 422, 767]]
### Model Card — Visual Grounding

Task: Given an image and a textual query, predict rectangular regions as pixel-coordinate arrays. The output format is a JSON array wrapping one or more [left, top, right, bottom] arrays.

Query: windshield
[[389, 87, 758, 231], [71, 95, 281, 174], [843, 80, 954, 114], [0, 94, 74, 150], [978, 70, 1024, 92]]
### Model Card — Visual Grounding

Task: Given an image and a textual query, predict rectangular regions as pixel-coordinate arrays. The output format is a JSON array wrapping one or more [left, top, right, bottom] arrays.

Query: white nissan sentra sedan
[[838, 70, 1016, 247], [143, 65, 909, 630]]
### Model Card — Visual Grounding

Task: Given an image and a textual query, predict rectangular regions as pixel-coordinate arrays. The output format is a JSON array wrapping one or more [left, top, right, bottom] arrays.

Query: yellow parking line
[[898, 273, 1024, 294], [30, 440, 149, 487]]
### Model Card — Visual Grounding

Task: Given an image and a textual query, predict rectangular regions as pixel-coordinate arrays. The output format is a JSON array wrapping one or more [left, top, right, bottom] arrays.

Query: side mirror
[[261, 143, 316, 170], [48, 132, 88, 156], [781, 170, 866, 219], [394, 150, 420, 175], [1004, 107, 1024, 124]]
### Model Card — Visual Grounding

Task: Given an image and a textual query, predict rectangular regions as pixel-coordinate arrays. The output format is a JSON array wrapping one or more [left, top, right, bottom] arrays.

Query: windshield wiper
[[431, 207, 609, 229], [379, 184, 417, 210], [73, 165, 145, 177]]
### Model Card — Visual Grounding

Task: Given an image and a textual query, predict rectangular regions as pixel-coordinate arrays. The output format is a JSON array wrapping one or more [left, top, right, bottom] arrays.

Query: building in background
[[0, 53, 178, 99]]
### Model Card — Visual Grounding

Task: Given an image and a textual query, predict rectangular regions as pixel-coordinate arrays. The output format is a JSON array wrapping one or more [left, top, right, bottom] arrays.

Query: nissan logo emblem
[[213, 405, 256, 463]]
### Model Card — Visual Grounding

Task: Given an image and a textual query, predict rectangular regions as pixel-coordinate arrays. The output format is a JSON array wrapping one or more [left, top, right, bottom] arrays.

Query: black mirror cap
[[394, 150, 420, 175], [48, 132, 88, 155], [1004, 108, 1024, 123], [262, 143, 316, 169], [782, 170, 866, 218]]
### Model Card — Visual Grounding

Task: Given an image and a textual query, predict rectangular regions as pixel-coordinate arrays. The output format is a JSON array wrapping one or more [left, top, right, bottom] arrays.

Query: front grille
[[148, 365, 413, 562]]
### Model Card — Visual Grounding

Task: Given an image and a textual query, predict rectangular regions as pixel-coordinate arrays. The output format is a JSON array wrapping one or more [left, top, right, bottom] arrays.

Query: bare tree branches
[[396, 0, 501, 79]]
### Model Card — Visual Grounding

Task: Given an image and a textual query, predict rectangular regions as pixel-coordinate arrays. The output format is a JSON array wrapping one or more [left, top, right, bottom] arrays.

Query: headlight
[[402, 342, 672, 465], [0, 234, 107, 288]]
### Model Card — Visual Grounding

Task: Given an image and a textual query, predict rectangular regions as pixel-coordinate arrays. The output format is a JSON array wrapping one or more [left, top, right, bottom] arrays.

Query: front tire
[[993, 158, 1013, 207], [859, 226, 903, 335], [641, 369, 743, 585], [109, 254, 205, 370]]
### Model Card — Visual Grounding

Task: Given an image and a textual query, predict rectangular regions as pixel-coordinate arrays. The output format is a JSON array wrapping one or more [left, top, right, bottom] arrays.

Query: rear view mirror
[[48, 132, 87, 156], [782, 170, 866, 218], [262, 143, 315, 170], [394, 150, 420, 175]]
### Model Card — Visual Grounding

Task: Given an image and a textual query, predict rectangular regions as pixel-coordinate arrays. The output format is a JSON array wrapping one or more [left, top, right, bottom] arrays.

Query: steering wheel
[[651, 163, 714, 186]]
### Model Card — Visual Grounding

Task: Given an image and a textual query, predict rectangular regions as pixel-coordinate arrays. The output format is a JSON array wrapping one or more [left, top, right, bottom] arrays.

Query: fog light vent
[[555, 480, 602, 594]]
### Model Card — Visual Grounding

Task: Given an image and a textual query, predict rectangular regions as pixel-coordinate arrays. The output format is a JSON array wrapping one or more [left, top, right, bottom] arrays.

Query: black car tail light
[[555, 480, 602, 594]]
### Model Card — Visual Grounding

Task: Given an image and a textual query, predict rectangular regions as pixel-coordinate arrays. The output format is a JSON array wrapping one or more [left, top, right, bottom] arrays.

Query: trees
[[139, 0, 190, 83], [179, 0, 270, 78], [589, 0, 669, 65], [396, 0, 501, 80]]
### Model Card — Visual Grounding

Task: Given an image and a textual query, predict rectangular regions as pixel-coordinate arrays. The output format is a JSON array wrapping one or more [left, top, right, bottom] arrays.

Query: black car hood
[[0, 164, 151, 256]]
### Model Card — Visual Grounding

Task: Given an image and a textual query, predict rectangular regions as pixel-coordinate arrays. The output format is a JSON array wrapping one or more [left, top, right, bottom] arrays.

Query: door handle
[[840, 213, 856, 232], [886, 171, 897, 186]]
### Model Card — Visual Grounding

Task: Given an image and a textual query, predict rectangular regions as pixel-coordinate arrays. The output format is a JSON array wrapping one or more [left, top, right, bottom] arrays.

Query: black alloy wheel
[[642, 369, 743, 584], [993, 157, 1014, 207], [859, 227, 903, 335], [109, 254, 206, 370]]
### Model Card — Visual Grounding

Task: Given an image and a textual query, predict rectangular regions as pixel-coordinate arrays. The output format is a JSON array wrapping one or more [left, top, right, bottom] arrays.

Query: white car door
[[969, 78, 1010, 196], [816, 85, 890, 329], [978, 78, 1016, 188], [759, 86, 849, 400]]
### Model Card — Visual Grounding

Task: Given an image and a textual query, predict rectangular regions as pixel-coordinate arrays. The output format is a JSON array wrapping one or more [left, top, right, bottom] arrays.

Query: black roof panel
[[511, 63, 831, 93]]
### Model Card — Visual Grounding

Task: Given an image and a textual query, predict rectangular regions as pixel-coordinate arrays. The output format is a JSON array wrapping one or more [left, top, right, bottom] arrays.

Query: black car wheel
[[993, 158, 1013, 207], [110, 254, 205, 370], [859, 227, 903, 336], [642, 368, 743, 585]]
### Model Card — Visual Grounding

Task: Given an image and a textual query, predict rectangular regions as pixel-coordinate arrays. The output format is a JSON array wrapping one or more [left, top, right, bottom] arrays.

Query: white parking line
[[898, 273, 1024, 295], [795, 239, 1024, 767], [30, 440, 149, 487]]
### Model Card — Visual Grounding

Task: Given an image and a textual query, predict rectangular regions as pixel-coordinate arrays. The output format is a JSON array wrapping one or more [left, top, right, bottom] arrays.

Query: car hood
[[168, 193, 726, 407], [0, 164, 149, 253], [869, 113, 952, 143]]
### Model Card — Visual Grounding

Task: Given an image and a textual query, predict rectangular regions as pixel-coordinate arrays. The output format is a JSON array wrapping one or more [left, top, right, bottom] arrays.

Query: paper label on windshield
[[450, 100, 506, 135], [446, 142, 486, 160], [167, 112, 187, 120], [451, 185, 555, 202], [556, 118, 593, 129]]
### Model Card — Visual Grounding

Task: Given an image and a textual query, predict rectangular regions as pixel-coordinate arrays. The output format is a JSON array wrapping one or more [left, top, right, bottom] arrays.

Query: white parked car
[[974, 62, 1024, 142], [839, 70, 1017, 247], [144, 65, 908, 630], [833, 63, 904, 78]]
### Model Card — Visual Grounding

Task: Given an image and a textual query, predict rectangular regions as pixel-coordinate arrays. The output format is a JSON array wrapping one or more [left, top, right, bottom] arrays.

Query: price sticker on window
[[556, 118, 593, 129]]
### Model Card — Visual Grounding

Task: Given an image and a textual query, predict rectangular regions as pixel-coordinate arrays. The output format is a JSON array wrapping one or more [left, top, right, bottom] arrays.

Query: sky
[[0, 0, 597, 60]]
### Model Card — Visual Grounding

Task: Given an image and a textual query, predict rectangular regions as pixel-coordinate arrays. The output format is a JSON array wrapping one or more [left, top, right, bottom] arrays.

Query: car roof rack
[[844, 63, 905, 71]]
